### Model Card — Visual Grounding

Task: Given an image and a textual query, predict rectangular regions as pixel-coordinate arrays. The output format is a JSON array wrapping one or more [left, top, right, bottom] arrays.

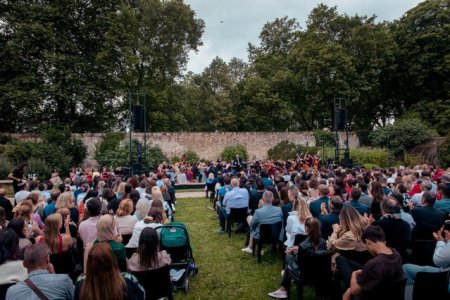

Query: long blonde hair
[[44, 213, 62, 253], [297, 197, 312, 223], [339, 206, 367, 240], [55, 192, 75, 209]]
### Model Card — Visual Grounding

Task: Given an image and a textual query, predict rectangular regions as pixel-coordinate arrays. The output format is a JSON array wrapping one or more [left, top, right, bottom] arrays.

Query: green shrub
[[42, 127, 87, 166], [27, 157, 52, 181], [184, 150, 200, 164], [370, 118, 437, 155], [314, 130, 335, 147], [267, 140, 302, 161], [94, 132, 126, 158], [0, 157, 13, 179], [350, 148, 390, 168], [96, 140, 167, 171], [438, 133, 450, 168], [221, 144, 248, 162], [170, 155, 180, 163]]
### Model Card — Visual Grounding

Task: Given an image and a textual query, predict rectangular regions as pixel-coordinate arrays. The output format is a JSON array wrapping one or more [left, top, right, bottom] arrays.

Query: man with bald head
[[217, 178, 249, 234]]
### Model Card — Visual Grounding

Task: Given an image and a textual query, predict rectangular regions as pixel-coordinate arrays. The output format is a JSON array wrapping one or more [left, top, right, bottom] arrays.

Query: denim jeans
[[403, 264, 442, 285], [219, 207, 229, 230]]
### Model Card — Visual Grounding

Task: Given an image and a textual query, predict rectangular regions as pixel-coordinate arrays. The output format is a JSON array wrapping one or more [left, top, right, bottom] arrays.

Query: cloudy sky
[[184, 0, 424, 73]]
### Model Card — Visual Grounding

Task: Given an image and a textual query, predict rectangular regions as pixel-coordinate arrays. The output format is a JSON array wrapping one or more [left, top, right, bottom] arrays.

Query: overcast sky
[[184, 0, 424, 73]]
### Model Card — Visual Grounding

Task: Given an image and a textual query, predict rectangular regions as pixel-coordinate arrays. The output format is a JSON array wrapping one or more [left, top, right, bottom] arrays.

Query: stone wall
[[7, 132, 359, 160]]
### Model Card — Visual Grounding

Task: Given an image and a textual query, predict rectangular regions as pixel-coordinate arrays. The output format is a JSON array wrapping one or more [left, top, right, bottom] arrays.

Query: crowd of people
[[1, 158, 450, 299], [203, 160, 450, 299], [0, 166, 178, 300]]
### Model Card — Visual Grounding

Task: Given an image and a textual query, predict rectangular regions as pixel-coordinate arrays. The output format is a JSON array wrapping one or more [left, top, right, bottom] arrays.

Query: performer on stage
[[8, 163, 28, 194]]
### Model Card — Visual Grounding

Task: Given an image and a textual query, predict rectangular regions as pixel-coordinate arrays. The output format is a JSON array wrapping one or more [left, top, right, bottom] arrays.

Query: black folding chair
[[288, 250, 332, 300], [411, 240, 437, 266], [121, 234, 132, 246], [413, 270, 450, 300], [126, 247, 137, 259], [252, 222, 283, 263], [362, 274, 407, 300], [226, 207, 248, 237], [132, 265, 174, 300]]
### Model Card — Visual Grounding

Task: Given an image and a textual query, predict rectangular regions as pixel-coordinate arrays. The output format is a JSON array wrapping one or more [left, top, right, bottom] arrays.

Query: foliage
[[94, 132, 126, 159], [95, 140, 167, 171], [314, 130, 335, 147], [170, 155, 180, 164], [42, 127, 87, 166], [370, 118, 437, 155], [393, 0, 450, 119], [220, 144, 248, 162], [350, 148, 390, 168], [27, 157, 52, 181], [184, 150, 200, 165], [438, 133, 450, 168], [267, 140, 302, 161], [0, 157, 13, 180]]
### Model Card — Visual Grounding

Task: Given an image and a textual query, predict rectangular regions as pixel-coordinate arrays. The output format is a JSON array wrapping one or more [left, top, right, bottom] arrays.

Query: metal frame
[[334, 98, 350, 167], [128, 91, 148, 174]]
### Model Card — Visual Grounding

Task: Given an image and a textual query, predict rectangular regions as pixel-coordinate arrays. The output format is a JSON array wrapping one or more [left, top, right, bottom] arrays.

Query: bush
[[221, 144, 248, 162], [314, 130, 335, 147], [94, 132, 126, 158], [370, 118, 437, 155], [170, 155, 180, 163], [96, 140, 167, 171], [438, 133, 450, 168], [27, 157, 52, 181], [350, 148, 390, 168], [184, 150, 200, 165], [267, 140, 302, 161], [42, 127, 87, 166], [0, 157, 13, 180]]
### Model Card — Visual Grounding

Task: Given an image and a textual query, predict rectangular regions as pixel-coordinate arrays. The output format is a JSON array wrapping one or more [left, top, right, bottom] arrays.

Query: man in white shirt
[[14, 182, 30, 204]]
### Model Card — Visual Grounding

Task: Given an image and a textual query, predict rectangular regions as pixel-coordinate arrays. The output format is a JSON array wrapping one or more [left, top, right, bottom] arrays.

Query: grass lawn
[[174, 197, 315, 300]]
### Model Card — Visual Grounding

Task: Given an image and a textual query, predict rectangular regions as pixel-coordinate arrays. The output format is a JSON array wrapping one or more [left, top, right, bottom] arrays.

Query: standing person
[[8, 163, 27, 194], [343, 226, 405, 300], [75, 242, 144, 300], [5, 243, 74, 300]]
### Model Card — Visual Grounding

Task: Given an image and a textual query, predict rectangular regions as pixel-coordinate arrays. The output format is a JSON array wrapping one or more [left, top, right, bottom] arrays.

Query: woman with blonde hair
[[26, 191, 46, 221], [116, 182, 127, 200], [56, 191, 79, 224], [328, 206, 370, 290], [13, 200, 44, 234], [284, 196, 312, 248], [36, 213, 73, 253], [75, 242, 144, 300], [116, 199, 137, 235]]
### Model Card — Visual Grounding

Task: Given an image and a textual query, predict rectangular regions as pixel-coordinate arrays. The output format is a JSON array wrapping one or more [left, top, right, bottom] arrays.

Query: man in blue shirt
[[345, 188, 369, 216], [6, 243, 74, 300], [434, 183, 450, 214], [217, 178, 249, 233], [309, 185, 330, 218]]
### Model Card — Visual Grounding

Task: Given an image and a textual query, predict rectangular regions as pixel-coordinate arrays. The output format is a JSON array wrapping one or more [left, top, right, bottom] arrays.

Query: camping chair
[[132, 265, 173, 300], [252, 222, 283, 263]]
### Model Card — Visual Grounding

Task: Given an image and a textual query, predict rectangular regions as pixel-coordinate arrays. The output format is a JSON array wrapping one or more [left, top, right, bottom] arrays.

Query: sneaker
[[241, 247, 253, 254], [268, 290, 288, 299], [217, 229, 225, 234]]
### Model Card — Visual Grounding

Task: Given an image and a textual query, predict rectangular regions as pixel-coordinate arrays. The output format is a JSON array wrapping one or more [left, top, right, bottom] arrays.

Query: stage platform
[[174, 182, 205, 190]]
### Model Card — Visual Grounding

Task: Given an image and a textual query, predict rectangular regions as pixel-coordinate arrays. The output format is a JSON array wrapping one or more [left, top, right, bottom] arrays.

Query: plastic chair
[[288, 250, 332, 300], [132, 265, 174, 300], [121, 234, 132, 246], [226, 207, 248, 238], [413, 270, 450, 300], [252, 222, 282, 263]]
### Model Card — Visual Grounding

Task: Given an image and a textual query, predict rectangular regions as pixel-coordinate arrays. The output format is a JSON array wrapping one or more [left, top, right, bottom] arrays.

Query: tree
[[393, 0, 450, 110]]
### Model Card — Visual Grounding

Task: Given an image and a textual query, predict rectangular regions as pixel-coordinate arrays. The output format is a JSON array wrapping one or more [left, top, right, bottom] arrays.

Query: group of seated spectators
[[0, 168, 179, 300], [207, 162, 450, 299]]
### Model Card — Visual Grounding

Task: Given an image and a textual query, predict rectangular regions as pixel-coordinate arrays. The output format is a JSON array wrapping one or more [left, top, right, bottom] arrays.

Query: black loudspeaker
[[335, 108, 347, 130], [133, 105, 145, 131], [132, 163, 143, 175]]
